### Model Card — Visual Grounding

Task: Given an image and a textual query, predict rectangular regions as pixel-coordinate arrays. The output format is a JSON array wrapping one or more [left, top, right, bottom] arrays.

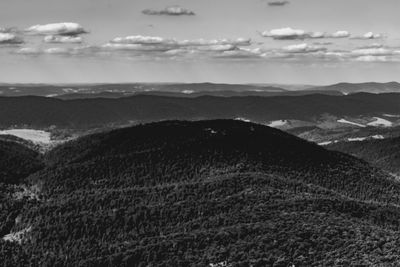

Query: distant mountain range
[[1, 82, 400, 98], [56, 89, 342, 100], [1, 93, 400, 128], [312, 82, 400, 94], [3, 120, 400, 266]]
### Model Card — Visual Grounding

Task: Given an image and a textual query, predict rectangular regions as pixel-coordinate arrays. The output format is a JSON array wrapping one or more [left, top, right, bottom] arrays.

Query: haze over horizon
[[1, 0, 400, 84]]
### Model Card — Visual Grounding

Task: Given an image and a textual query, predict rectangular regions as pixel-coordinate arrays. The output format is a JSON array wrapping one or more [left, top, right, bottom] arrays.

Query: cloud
[[177, 38, 251, 47], [218, 48, 263, 59], [99, 35, 254, 60], [196, 44, 236, 52], [355, 55, 388, 62], [110, 36, 174, 45], [282, 43, 327, 53], [268, 1, 289, 6], [0, 27, 18, 33], [142, 6, 195, 16], [351, 47, 394, 56], [15, 47, 41, 55], [107, 35, 251, 49], [44, 35, 83, 44], [261, 27, 352, 40], [25, 22, 88, 36], [10, 30, 399, 64], [15, 36, 250, 60], [0, 33, 23, 44], [356, 43, 384, 49], [45, 47, 75, 54], [102, 43, 172, 52], [312, 41, 333, 46], [15, 46, 93, 57], [351, 32, 382, 40], [261, 27, 309, 40], [329, 31, 351, 38]]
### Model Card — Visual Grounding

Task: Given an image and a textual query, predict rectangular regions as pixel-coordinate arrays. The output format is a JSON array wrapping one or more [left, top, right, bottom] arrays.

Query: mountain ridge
[[3, 120, 400, 266], [1, 93, 400, 128]]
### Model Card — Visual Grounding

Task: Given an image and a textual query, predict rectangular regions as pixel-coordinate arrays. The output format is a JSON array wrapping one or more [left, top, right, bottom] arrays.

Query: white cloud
[[218, 48, 263, 59], [110, 35, 251, 47], [111, 36, 170, 45], [352, 32, 382, 40], [45, 47, 73, 54], [262, 28, 353, 40], [329, 31, 351, 38], [142, 6, 195, 16], [282, 43, 326, 53], [99, 36, 255, 60], [261, 27, 309, 40], [355, 55, 388, 62], [25, 22, 87, 36], [103, 35, 252, 56], [15, 45, 94, 56], [0, 33, 23, 44], [15, 47, 41, 55], [102, 43, 172, 51], [44, 35, 83, 44], [177, 38, 251, 47], [352, 47, 394, 56]]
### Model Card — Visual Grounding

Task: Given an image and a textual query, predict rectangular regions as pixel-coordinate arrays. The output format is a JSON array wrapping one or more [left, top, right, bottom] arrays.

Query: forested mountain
[[0, 140, 43, 184], [1, 82, 399, 98], [2, 120, 400, 266], [0, 83, 287, 97], [56, 89, 342, 100], [327, 136, 400, 175], [311, 82, 400, 94], [1, 93, 400, 128]]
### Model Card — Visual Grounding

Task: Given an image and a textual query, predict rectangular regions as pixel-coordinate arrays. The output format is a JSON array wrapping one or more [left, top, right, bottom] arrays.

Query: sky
[[0, 0, 400, 84]]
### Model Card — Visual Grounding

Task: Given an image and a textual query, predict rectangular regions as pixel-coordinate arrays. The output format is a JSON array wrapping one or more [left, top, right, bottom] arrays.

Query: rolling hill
[[55, 89, 342, 100], [311, 82, 400, 94], [2, 120, 400, 266], [2, 82, 400, 98], [1, 93, 400, 128], [327, 136, 400, 175]]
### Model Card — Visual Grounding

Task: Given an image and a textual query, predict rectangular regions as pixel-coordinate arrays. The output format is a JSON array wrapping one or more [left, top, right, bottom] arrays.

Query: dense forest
[[328, 136, 400, 175], [2, 120, 400, 266], [1, 93, 400, 128], [0, 140, 43, 184]]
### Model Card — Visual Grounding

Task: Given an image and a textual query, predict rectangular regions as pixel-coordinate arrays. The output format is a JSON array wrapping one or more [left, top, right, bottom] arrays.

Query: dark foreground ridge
[[2, 120, 400, 266]]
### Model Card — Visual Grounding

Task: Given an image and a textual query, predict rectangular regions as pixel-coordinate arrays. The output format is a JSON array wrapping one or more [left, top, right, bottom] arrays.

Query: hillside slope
[[0, 140, 43, 184], [327, 136, 400, 175], [2, 120, 400, 266]]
